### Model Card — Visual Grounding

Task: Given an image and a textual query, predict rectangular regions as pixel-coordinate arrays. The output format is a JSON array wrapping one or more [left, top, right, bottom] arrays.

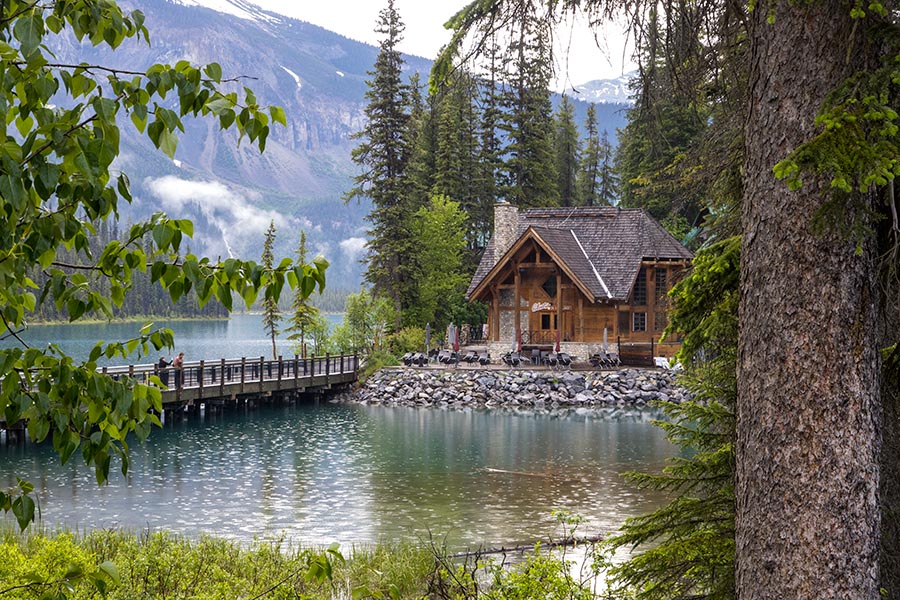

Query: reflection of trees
[[361, 407, 676, 547]]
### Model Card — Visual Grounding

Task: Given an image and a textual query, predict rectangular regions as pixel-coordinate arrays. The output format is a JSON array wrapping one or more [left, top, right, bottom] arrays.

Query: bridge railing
[[101, 354, 359, 390]]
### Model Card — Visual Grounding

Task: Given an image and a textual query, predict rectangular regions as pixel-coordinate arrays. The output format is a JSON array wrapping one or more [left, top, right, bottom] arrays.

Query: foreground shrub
[[0, 528, 611, 600]]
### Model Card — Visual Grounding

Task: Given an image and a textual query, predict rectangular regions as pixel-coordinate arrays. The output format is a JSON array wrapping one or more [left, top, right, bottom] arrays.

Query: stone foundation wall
[[349, 367, 690, 410]]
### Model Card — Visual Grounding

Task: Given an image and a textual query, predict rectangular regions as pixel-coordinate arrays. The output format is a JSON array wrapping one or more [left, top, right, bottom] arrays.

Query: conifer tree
[[261, 220, 280, 359], [473, 38, 505, 249], [496, 5, 558, 208], [344, 0, 414, 327], [552, 95, 580, 206], [432, 71, 484, 253], [285, 231, 320, 357], [404, 74, 435, 209], [596, 130, 618, 206], [577, 103, 602, 206], [613, 12, 708, 236]]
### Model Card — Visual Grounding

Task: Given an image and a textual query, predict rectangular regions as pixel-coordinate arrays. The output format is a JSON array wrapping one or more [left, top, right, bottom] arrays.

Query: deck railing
[[101, 354, 360, 390]]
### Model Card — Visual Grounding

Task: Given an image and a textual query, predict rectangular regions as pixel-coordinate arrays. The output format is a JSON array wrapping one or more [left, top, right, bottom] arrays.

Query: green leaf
[[270, 105, 287, 127], [204, 62, 222, 82], [98, 561, 121, 585], [12, 494, 35, 530], [158, 126, 178, 158], [65, 564, 84, 579], [13, 11, 42, 56]]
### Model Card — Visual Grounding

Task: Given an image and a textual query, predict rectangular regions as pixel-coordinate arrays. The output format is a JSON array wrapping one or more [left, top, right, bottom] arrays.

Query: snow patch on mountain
[[569, 72, 635, 105], [281, 66, 302, 89], [170, 0, 281, 24]]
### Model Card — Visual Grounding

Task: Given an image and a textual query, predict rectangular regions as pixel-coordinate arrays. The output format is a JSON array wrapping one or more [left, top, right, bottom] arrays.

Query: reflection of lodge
[[467, 203, 693, 360]]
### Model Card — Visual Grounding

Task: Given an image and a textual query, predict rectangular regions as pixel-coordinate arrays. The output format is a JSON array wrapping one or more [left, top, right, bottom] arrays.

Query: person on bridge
[[173, 352, 185, 388], [157, 356, 172, 387]]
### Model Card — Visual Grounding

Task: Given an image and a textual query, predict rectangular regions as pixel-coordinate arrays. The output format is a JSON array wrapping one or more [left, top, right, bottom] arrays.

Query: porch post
[[555, 273, 562, 344], [492, 285, 500, 341], [514, 270, 521, 343]]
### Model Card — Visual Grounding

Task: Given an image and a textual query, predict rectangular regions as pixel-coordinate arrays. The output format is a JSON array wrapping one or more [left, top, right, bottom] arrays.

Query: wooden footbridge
[[104, 354, 360, 412], [0, 354, 359, 441]]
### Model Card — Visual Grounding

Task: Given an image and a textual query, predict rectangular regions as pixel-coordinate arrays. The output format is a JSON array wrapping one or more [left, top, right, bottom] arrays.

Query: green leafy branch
[[0, 0, 321, 532]]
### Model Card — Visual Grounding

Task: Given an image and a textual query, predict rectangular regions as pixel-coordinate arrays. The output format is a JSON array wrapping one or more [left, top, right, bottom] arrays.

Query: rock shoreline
[[347, 366, 690, 409]]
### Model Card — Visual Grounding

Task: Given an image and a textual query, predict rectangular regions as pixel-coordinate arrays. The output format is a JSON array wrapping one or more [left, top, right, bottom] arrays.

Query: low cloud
[[145, 176, 288, 257], [339, 237, 368, 262]]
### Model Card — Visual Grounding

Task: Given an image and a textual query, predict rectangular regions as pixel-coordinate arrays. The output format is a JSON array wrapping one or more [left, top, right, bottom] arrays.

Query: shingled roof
[[467, 207, 693, 302]]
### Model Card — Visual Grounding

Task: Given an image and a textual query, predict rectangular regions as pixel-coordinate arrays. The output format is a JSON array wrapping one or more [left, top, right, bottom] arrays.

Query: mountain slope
[[52, 0, 631, 289]]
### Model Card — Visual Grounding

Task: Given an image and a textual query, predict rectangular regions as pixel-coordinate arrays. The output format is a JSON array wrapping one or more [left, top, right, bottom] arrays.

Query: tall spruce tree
[[496, 2, 558, 208], [404, 74, 435, 210], [613, 8, 709, 237], [432, 71, 484, 253], [285, 231, 320, 357], [577, 103, 601, 206], [595, 130, 618, 206], [577, 105, 617, 206], [261, 220, 280, 359], [552, 95, 580, 206], [473, 37, 505, 249], [345, 0, 414, 327]]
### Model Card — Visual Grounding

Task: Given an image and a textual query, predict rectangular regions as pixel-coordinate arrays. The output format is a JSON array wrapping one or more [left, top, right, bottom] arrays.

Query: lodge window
[[541, 314, 557, 330], [633, 267, 647, 306], [633, 312, 647, 332], [654, 311, 667, 332], [541, 276, 557, 299], [655, 269, 668, 304]]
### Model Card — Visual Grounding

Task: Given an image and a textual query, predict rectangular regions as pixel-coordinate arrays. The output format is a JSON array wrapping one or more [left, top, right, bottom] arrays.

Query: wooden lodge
[[467, 203, 693, 361]]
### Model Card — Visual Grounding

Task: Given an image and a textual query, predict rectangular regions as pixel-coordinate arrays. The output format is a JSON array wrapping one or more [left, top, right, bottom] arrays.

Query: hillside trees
[[436, 0, 900, 597], [0, 0, 326, 528]]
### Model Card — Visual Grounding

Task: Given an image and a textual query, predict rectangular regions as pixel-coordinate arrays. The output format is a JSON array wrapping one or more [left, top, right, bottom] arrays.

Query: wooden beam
[[578, 297, 584, 342], [514, 268, 521, 342], [555, 272, 561, 346]]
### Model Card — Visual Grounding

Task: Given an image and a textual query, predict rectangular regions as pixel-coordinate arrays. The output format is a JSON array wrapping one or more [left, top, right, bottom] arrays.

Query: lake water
[[0, 313, 342, 366], [0, 315, 677, 552], [2, 403, 674, 550]]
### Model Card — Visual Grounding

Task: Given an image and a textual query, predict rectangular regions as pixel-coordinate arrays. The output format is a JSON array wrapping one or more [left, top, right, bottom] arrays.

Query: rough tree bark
[[737, 3, 885, 598]]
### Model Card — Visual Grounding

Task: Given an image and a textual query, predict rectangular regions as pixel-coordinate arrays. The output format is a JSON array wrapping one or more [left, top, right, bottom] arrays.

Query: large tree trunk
[[737, 3, 884, 598]]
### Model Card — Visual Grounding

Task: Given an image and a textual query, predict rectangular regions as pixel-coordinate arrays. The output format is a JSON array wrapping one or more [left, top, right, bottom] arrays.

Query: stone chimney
[[493, 201, 519, 258]]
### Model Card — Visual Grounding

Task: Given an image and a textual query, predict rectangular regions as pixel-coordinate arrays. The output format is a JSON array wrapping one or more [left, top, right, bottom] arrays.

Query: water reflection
[[1, 403, 675, 550]]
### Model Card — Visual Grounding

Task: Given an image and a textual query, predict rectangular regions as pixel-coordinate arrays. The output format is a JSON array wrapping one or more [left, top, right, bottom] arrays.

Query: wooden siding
[[483, 239, 686, 348]]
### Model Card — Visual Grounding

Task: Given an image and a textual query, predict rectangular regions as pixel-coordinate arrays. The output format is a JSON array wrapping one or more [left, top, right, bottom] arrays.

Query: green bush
[[361, 350, 399, 381], [387, 327, 426, 355]]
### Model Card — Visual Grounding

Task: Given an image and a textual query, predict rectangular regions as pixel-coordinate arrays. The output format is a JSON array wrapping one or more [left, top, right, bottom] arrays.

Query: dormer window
[[541, 276, 557, 299]]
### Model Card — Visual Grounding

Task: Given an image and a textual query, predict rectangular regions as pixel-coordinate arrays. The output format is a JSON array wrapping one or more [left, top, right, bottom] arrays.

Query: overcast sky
[[223, 0, 635, 89]]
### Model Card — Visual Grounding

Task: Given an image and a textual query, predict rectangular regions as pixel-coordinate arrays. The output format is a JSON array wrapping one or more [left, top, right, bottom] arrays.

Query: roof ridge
[[571, 229, 612, 299]]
